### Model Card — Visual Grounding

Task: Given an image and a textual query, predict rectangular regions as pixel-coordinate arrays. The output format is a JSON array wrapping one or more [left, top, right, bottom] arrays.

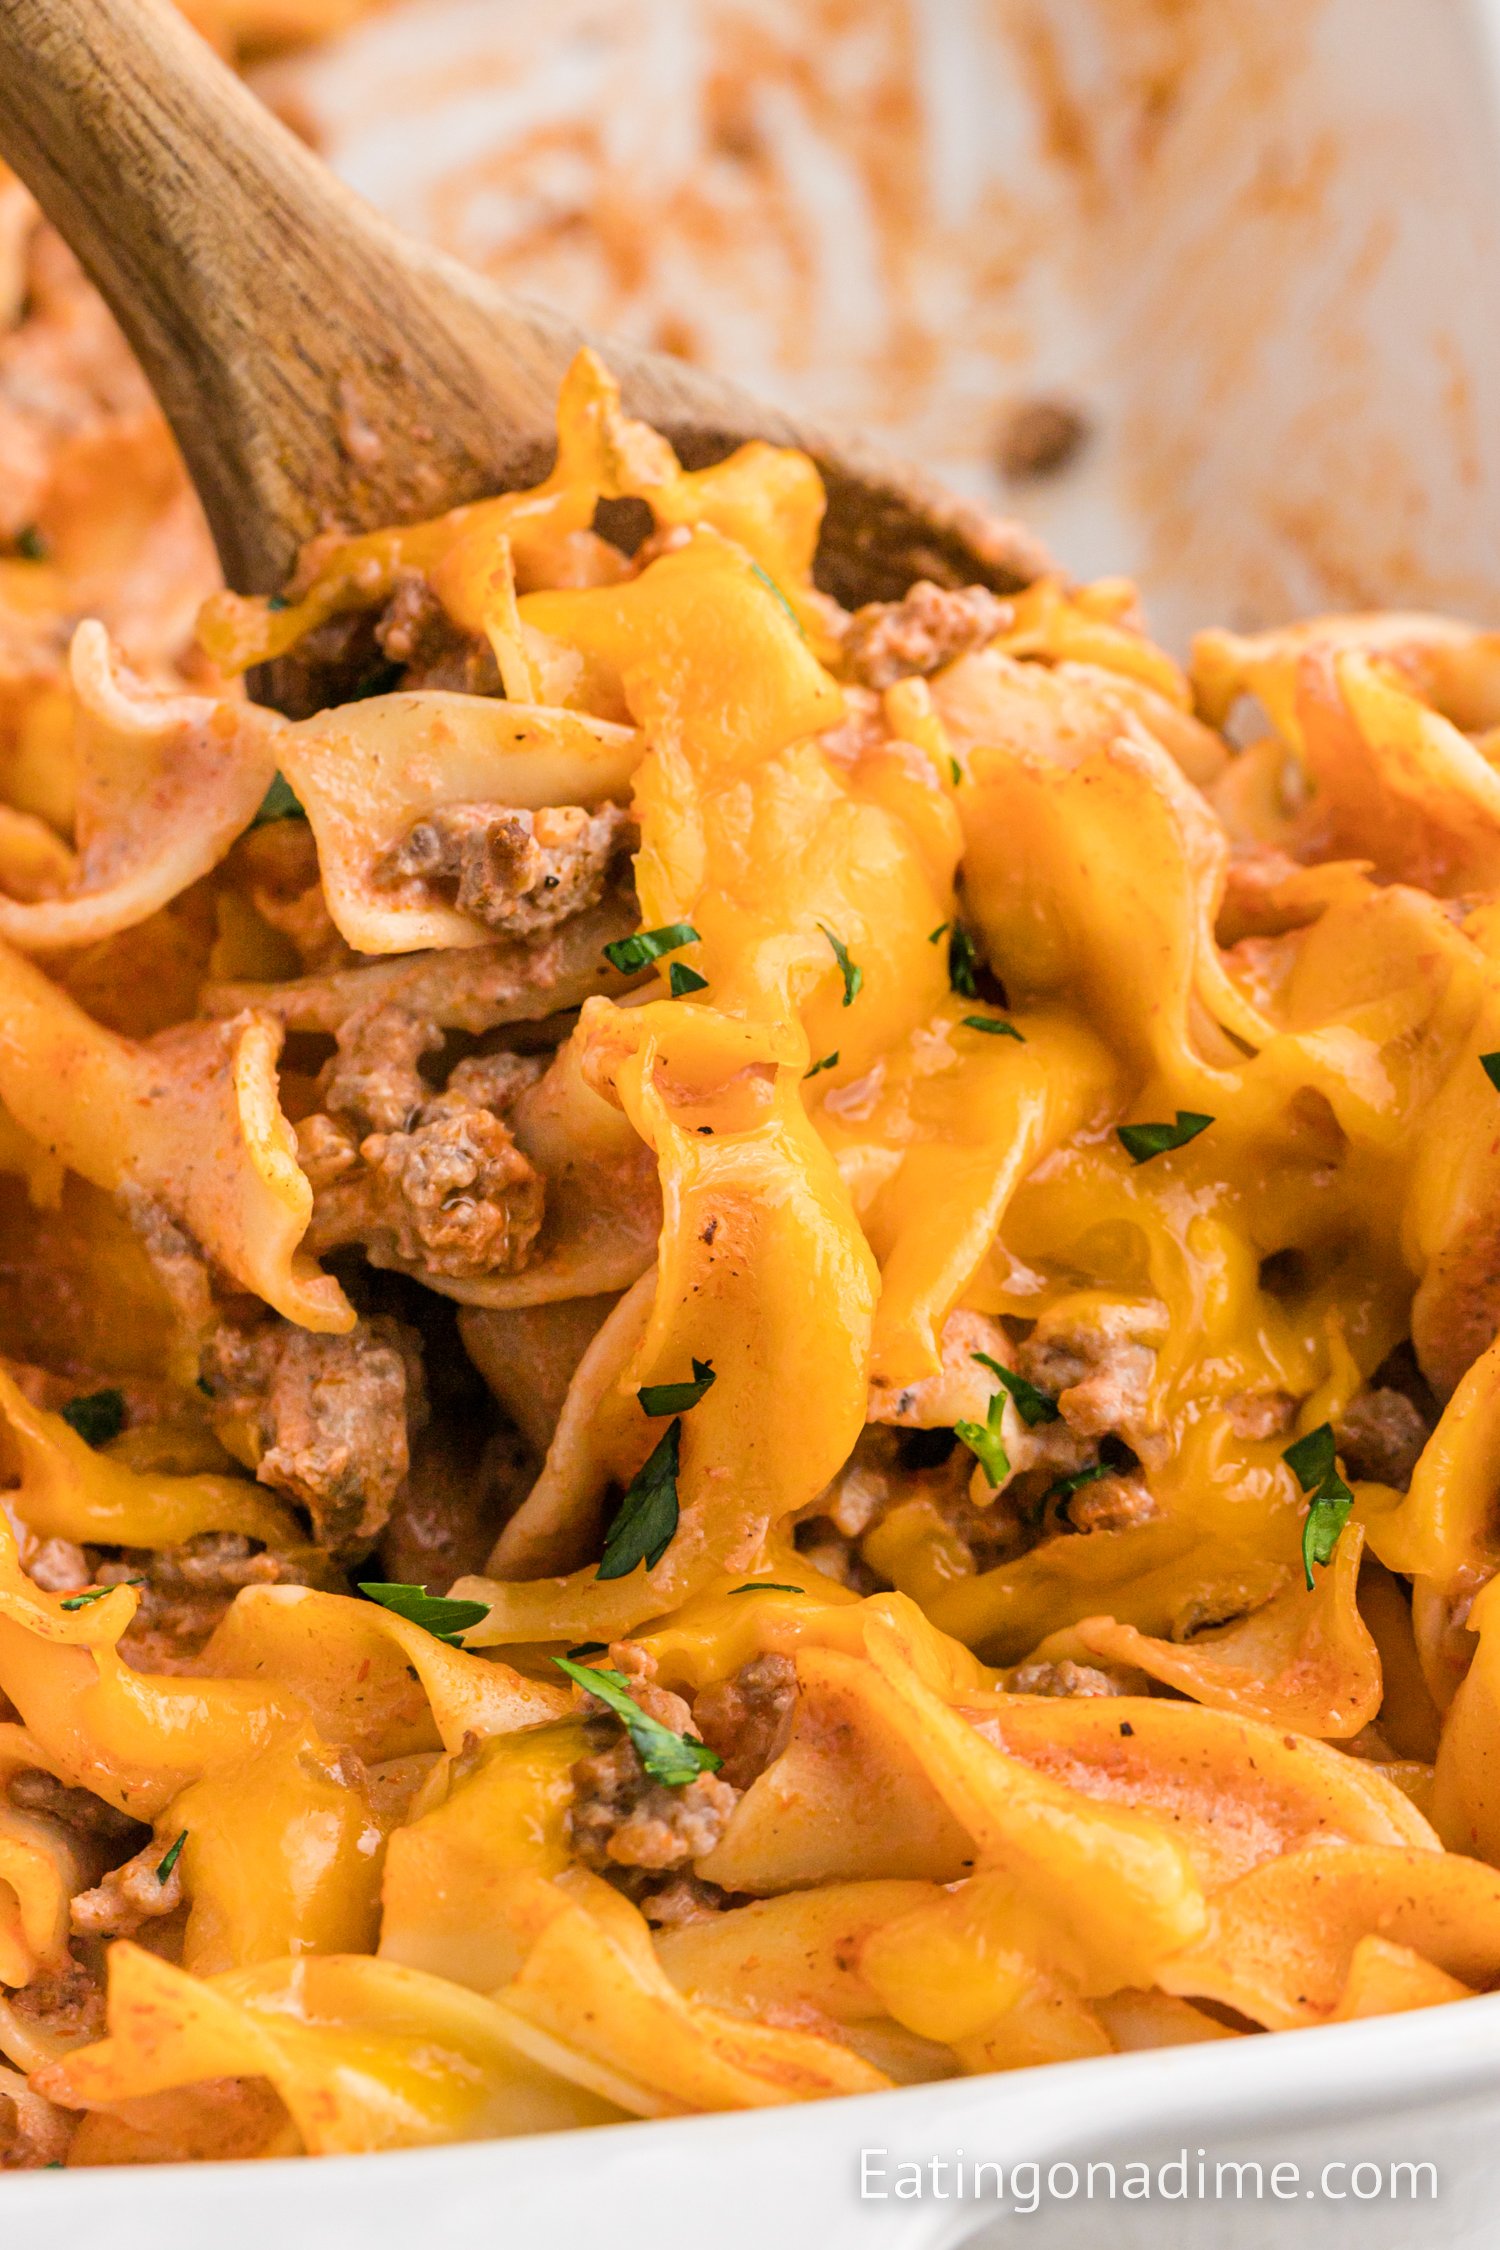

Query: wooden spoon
[[0, 0, 1049, 689]]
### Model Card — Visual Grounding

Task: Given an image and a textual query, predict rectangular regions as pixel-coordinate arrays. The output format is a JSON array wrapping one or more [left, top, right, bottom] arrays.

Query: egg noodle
[[6, 319, 1500, 2162]]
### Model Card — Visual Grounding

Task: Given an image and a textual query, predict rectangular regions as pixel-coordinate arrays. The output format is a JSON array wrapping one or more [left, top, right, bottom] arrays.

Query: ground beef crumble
[[691, 1654, 797, 1792], [8, 1769, 141, 1847], [356, 1108, 543, 1278], [300, 1009, 546, 1283], [1017, 1298, 1168, 1457], [317, 1002, 436, 1134], [1008, 1658, 1126, 1698], [566, 1659, 739, 1880], [16, 1531, 319, 1666], [378, 800, 633, 939], [7, 1952, 104, 2048], [113, 1534, 320, 1666], [374, 569, 500, 694], [843, 581, 1013, 691], [634, 1875, 727, 1929], [1335, 1386, 1430, 1491], [200, 1313, 427, 1554], [70, 1834, 183, 1940], [568, 1735, 737, 1875], [0, 2067, 71, 2170], [1224, 1389, 1298, 1442]]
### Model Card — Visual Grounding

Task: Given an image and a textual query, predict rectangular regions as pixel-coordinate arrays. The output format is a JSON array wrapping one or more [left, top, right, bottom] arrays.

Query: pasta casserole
[[3, 336, 1500, 2164]]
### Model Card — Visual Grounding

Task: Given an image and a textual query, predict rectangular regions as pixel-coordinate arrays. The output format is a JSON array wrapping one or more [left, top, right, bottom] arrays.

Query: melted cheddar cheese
[[1, 339, 1500, 2167]]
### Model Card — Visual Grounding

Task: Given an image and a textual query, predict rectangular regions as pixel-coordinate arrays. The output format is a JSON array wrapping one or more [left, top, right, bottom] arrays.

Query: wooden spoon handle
[[0, 0, 1048, 608], [0, 0, 584, 588]]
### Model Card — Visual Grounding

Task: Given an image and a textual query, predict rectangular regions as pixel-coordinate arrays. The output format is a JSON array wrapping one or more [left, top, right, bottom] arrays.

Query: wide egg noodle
[[4, 336, 1500, 2164]]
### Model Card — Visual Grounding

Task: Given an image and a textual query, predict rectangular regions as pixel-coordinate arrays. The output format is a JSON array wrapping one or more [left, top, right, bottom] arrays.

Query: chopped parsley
[[15, 526, 47, 562], [1116, 1111, 1213, 1165], [1302, 1494, 1353, 1586], [948, 926, 980, 998], [552, 1657, 723, 1786], [356, 1581, 491, 1646], [962, 1014, 1024, 1043], [60, 1579, 144, 1611], [638, 1358, 716, 1416], [1283, 1424, 1339, 1490], [566, 1641, 609, 1660], [1282, 1423, 1354, 1590], [603, 922, 701, 975], [805, 1051, 839, 1078], [60, 1389, 126, 1448], [1043, 1435, 1139, 1517], [954, 1389, 1010, 1488], [249, 773, 305, 828], [972, 1351, 1058, 1427], [266, 592, 291, 612], [928, 922, 950, 945], [597, 1420, 682, 1579], [949, 755, 962, 787], [668, 961, 709, 998], [726, 1583, 805, 1596], [819, 923, 863, 1007], [156, 1830, 187, 1884], [747, 558, 805, 637], [1482, 1052, 1500, 1092], [1052, 1459, 1111, 1500]]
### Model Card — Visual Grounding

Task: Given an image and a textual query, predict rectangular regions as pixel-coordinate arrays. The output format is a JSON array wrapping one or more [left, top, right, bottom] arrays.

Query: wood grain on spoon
[[0, 0, 1049, 672]]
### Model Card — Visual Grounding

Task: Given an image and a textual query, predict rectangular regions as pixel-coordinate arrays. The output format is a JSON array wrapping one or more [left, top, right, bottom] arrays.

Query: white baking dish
[[7, 1986, 1500, 2245], [255, 0, 1500, 650], [18, 1, 1500, 2238]]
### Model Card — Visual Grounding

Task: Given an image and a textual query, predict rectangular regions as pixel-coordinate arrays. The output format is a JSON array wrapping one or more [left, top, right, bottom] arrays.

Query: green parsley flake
[[726, 1583, 805, 1597], [819, 924, 863, 1007], [552, 1658, 723, 1786], [60, 1579, 144, 1612], [805, 1051, 839, 1079], [566, 1642, 609, 1660], [1481, 1052, 1500, 1092], [638, 1358, 716, 1416], [954, 1390, 1009, 1488], [156, 1830, 187, 1884], [949, 755, 962, 787], [597, 1419, 682, 1579], [603, 922, 701, 975], [962, 1014, 1024, 1043], [1282, 1422, 1355, 1590], [15, 527, 47, 562], [250, 773, 305, 829], [747, 558, 805, 637], [1042, 1436, 1139, 1517], [1302, 1490, 1353, 1588], [1052, 1460, 1111, 1500], [61, 1389, 126, 1448], [668, 961, 709, 998], [1116, 1111, 1213, 1165], [356, 1581, 491, 1646], [927, 922, 950, 945], [948, 927, 980, 998], [1283, 1424, 1337, 1491], [972, 1351, 1058, 1427]]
